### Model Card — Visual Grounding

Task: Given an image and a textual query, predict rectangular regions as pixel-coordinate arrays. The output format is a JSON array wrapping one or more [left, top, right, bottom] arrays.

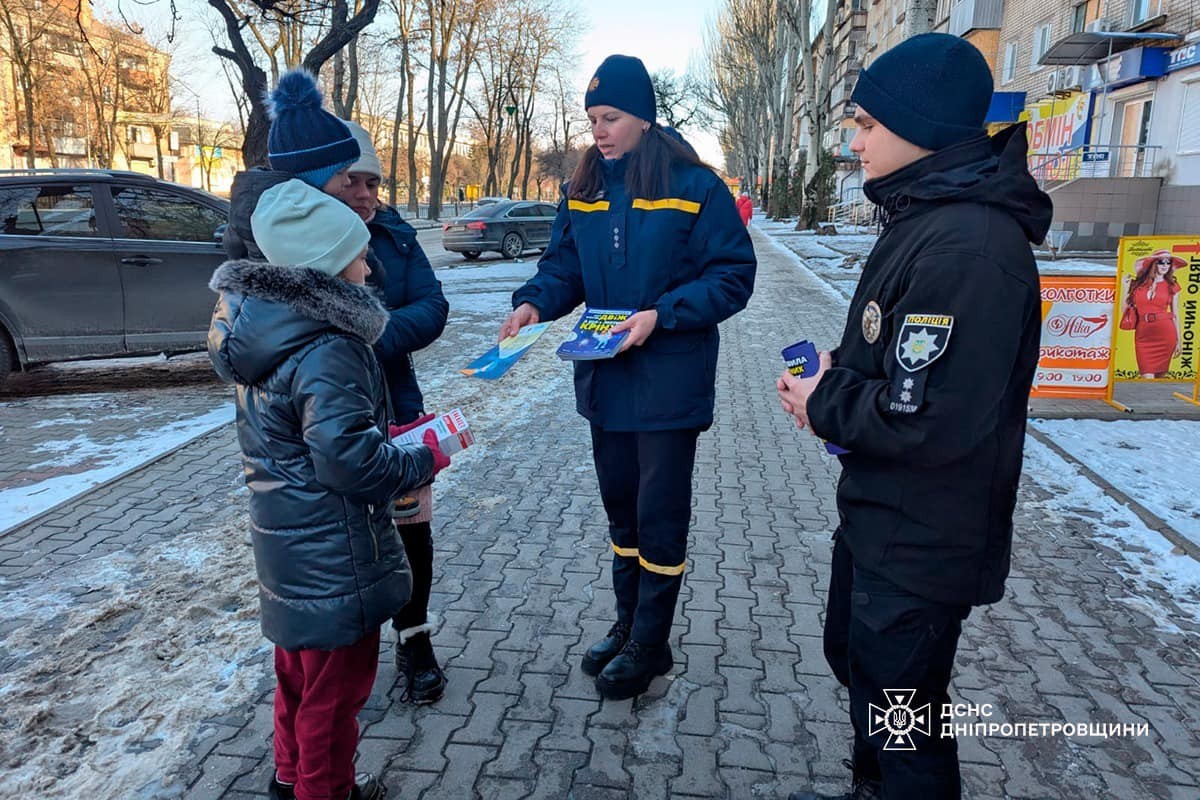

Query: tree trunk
[[22, 83, 36, 168]]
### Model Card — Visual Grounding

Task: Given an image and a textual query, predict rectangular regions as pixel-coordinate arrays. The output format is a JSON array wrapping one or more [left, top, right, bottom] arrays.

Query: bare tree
[[651, 68, 712, 131], [205, 0, 384, 166], [421, 0, 486, 219], [0, 0, 71, 166], [781, 0, 838, 187]]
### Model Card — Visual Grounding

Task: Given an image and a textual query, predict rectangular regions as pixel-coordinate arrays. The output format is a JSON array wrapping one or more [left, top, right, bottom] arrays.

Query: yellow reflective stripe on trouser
[[638, 555, 686, 576], [631, 198, 702, 214], [611, 543, 639, 558], [568, 199, 611, 212]]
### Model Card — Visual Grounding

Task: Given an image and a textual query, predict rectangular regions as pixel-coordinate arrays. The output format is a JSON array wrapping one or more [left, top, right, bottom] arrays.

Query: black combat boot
[[787, 759, 882, 800], [397, 631, 446, 704], [581, 622, 631, 676], [594, 640, 673, 700]]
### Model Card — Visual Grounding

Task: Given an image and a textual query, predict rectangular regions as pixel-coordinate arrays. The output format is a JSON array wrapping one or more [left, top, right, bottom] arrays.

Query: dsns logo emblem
[[869, 690, 931, 751]]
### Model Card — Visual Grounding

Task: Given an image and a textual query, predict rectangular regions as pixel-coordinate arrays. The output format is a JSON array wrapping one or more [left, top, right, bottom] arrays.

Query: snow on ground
[[0, 521, 268, 797], [0, 299, 576, 797], [1032, 419, 1200, 551], [1037, 258, 1117, 276], [0, 404, 234, 533], [1021, 435, 1200, 632]]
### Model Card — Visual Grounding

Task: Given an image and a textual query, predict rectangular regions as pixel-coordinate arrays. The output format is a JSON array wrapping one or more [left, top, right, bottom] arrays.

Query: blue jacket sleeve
[[654, 180, 757, 330], [512, 198, 585, 320], [373, 238, 449, 361], [807, 252, 1035, 467], [292, 337, 434, 505]]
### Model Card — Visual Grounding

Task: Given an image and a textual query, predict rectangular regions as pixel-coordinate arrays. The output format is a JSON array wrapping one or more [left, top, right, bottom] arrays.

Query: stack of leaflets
[[461, 322, 551, 380], [781, 339, 849, 455], [556, 308, 637, 361]]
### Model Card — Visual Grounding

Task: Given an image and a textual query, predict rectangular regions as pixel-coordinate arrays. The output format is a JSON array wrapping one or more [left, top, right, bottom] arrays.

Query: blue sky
[[100, 0, 726, 164]]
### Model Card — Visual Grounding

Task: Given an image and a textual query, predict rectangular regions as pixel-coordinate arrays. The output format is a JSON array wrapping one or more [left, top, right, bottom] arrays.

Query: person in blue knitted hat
[[266, 69, 361, 190], [501, 53, 757, 702], [778, 32, 1052, 800]]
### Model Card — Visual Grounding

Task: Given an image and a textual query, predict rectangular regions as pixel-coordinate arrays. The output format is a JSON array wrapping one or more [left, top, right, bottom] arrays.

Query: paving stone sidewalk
[[3, 227, 1198, 799]]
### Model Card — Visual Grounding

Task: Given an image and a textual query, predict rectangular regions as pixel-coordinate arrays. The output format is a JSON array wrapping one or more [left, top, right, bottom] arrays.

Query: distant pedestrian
[[499, 53, 756, 701], [776, 33, 1051, 800], [735, 191, 752, 225], [209, 180, 452, 800], [336, 120, 452, 705]]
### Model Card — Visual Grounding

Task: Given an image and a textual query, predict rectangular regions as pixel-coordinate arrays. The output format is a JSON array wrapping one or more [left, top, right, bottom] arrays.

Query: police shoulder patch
[[895, 313, 954, 373]]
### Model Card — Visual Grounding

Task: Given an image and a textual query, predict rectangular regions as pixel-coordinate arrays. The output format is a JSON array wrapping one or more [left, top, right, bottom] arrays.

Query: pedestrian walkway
[[3, 227, 1198, 799]]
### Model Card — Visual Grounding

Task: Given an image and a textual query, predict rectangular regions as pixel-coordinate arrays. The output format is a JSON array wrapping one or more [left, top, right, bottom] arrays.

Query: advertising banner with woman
[[1112, 236, 1200, 382]]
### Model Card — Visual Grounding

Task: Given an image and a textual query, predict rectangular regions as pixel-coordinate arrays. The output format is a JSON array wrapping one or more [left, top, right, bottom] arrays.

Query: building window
[[1180, 83, 1200, 155], [1129, 0, 1158, 25], [1002, 41, 1018, 84], [1031, 22, 1053, 68], [1071, 2, 1088, 32]]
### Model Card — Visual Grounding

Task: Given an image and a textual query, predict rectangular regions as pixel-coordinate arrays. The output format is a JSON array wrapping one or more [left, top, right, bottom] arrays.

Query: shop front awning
[[985, 92, 1027, 123], [1039, 31, 1181, 66]]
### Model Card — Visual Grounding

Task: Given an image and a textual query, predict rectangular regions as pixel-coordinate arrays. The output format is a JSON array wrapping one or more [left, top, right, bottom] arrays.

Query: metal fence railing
[[1029, 144, 1161, 188]]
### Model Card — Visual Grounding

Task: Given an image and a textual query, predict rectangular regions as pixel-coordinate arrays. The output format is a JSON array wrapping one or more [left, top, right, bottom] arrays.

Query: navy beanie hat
[[852, 33, 993, 151], [266, 69, 360, 187], [584, 54, 656, 124]]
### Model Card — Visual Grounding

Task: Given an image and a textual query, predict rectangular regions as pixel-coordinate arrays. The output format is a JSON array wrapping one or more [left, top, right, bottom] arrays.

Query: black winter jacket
[[365, 207, 448, 424], [807, 124, 1052, 607], [223, 168, 291, 261], [208, 260, 435, 650]]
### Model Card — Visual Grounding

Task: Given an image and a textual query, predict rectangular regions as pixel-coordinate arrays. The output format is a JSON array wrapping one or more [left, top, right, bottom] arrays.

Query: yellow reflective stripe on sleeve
[[638, 556, 686, 576], [611, 543, 639, 558], [568, 199, 611, 212], [632, 198, 702, 214]]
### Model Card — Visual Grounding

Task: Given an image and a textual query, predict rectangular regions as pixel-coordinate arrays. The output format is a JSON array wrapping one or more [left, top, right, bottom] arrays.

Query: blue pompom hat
[[851, 33, 993, 151], [266, 69, 360, 188], [584, 54, 656, 124]]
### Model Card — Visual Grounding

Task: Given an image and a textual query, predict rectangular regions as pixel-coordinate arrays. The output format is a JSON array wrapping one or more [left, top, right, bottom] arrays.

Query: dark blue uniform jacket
[[513, 156, 756, 431], [365, 206, 449, 424]]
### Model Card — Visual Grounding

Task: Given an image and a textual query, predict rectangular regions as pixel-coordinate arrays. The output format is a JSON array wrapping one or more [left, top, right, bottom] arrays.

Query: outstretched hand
[[499, 303, 540, 342]]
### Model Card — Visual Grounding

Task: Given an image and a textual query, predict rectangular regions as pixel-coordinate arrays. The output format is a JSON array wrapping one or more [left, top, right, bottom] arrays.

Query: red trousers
[[273, 630, 380, 800]]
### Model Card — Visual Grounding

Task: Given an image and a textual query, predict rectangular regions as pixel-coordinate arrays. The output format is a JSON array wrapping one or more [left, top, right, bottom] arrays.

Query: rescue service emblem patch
[[861, 301, 882, 343], [895, 314, 954, 373], [588, 77, 600, 91]]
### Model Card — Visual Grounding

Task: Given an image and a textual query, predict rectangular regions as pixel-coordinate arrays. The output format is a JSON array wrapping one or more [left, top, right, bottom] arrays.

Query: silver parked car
[[442, 200, 558, 260], [0, 169, 230, 385]]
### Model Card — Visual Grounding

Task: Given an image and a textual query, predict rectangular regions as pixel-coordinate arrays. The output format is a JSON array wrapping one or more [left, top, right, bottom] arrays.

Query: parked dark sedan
[[442, 200, 557, 260], [0, 169, 230, 385]]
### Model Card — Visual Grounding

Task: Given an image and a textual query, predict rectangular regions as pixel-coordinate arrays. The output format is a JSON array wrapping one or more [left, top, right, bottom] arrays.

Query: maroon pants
[[273, 630, 380, 800]]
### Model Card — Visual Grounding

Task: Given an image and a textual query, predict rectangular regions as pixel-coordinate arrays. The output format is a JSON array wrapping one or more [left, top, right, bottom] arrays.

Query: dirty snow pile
[[0, 523, 267, 797]]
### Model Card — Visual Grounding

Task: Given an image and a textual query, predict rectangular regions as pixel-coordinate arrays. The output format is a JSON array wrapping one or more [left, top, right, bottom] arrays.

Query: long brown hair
[[568, 127, 711, 201], [1131, 256, 1180, 296]]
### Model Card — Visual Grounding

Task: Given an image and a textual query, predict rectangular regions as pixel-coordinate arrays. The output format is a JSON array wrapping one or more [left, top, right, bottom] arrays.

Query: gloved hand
[[389, 412, 435, 440], [423, 428, 451, 476]]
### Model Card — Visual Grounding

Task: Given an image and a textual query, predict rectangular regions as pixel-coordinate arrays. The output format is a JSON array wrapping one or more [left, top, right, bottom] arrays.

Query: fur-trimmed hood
[[208, 259, 388, 385]]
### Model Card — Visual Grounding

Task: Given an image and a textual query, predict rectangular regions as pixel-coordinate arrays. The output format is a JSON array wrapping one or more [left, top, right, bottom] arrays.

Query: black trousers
[[392, 521, 433, 632], [590, 425, 700, 645], [824, 533, 970, 800]]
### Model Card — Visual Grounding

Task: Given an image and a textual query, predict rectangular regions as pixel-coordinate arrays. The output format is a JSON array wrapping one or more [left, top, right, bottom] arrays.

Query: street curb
[[1026, 426, 1200, 563], [0, 419, 235, 540]]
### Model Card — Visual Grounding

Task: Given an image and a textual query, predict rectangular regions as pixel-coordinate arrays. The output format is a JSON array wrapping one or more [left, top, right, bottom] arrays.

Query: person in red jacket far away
[[735, 191, 753, 225]]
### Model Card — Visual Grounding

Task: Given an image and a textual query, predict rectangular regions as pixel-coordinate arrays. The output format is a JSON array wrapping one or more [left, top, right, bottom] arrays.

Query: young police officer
[[777, 34, 1052, 800]]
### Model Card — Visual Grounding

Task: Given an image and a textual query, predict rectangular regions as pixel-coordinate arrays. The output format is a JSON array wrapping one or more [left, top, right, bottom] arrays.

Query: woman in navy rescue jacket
[[500, 54, 756, 701]]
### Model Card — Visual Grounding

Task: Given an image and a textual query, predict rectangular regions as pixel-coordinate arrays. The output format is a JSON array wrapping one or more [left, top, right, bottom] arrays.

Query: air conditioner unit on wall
[[1087, 18, 1113, 33], [1048, 66, 1084, 93]]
